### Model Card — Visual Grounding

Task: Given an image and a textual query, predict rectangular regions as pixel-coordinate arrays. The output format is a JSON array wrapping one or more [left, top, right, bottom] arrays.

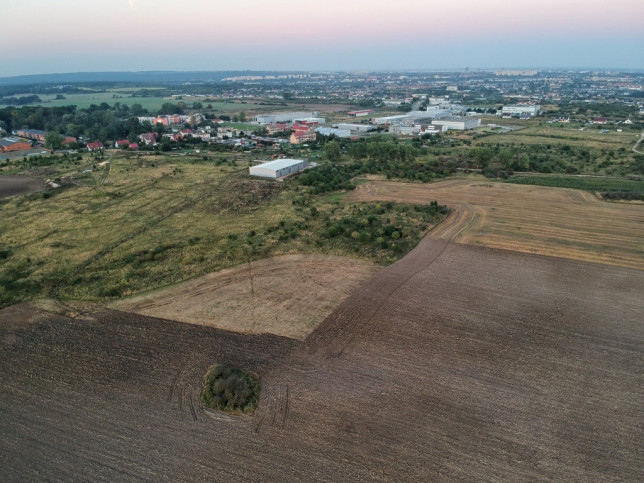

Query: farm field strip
[[4, 227, 641, 480], [347, 179, 644, 270], [112, 254, 381, 340]]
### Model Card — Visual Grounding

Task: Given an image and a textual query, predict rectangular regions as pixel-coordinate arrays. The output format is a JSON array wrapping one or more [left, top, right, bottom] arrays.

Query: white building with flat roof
[[253, 112, 319, 124], [501, 104, 541, 116], [432, 116, 481, 131], [249, 159, 307, 179]]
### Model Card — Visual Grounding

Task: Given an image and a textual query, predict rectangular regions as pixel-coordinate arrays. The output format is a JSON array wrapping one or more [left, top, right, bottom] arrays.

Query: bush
[[202, 364, 260, 413]]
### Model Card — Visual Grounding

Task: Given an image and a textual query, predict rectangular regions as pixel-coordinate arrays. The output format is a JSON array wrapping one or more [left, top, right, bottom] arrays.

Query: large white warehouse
[[501, 104, 540, 116], [432, 116, 481, 131], [254, 112, 319, 124], [249, 159, 307, 179], [333, 123, 378, 133]]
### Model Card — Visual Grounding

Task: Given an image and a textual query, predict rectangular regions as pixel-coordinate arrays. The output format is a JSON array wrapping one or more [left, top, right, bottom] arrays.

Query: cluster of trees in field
[[470, 143, 643, 177], [555, 102, 642, 123], [202, 364, 259, 413], [298, 139, 457, 193], [0, 95, 42, 106], [505, 175, 644, 194], [319, 201, 448, 254]]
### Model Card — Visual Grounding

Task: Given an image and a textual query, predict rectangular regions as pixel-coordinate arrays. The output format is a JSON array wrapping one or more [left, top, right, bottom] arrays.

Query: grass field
[[475, 123, 638, 150], [0, 93, 269, 113], [505, 174, 644, 192], [0, 154, 446, 307], [348, 178, 644, 270]]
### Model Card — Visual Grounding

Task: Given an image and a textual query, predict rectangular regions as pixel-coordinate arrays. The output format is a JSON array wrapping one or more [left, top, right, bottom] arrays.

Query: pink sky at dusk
[[2, 0, 643, 76]]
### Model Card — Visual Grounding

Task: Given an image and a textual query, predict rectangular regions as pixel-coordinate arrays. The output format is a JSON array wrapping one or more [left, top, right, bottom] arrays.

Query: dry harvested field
[[1, 236, 642, 480], [112, 254, 381, 340], [348, 179, 644, 270], [297, 103, 353, 113], [0, 175, 43, 199]]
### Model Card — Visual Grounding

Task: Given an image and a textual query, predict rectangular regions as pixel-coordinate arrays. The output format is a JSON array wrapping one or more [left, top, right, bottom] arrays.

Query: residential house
[[139, 132, 158, 146], [290, 129, 316, 144], [267, 123, 288, 135], [86, 142, 104, 151]]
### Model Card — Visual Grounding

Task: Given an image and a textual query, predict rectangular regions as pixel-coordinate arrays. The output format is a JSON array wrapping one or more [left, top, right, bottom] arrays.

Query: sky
[[2, 0, 643, 77]]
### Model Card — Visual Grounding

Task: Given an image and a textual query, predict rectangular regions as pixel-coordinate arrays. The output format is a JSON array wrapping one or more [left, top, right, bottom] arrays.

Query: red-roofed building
[[292, 124, 312, 132], [115, 139, 130, 149], [62, 136, 77, 145], [0, 137, 32, 153], [293, 121, 319, 129], [86, 142, 104, 151], [128, 143, 139, 150], [139, 133, 158, 146]]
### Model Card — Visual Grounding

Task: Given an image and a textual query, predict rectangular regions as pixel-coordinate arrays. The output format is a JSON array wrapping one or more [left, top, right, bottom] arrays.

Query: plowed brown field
[[111, 255, 380, 340], [0, 175, 43, 199], [2, 236, 642, 480], [348, 179, 644, 270]]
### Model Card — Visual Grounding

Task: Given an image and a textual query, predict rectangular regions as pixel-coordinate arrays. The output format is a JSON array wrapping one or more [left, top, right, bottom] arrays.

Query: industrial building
[[347, 109, 374, 117], [315, 127, 351, 138], [501, 104, 541, 116], [249, 159, 307, 179], [253, 112, 319, 124], [373, 110, 450, 126], [13, 129, 47, 143], [0, 137, 32, 153], [432, 116, 481, 131], [333, 123, 377, 133]]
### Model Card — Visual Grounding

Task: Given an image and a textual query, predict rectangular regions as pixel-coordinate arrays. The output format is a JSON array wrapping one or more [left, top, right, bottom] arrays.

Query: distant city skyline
[[3, 0, 643, 77]]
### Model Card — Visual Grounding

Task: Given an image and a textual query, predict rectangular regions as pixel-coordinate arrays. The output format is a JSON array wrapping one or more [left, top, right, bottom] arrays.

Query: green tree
[[45, 131, 62, 150], [324, 141, 341, 162], [130, 103, 145, 116]]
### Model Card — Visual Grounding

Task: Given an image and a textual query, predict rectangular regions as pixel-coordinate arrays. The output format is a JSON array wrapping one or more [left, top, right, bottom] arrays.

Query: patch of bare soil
[[0, 175, 44, 198], [211, 178, 283, 213], [112, 254, 381, 340]]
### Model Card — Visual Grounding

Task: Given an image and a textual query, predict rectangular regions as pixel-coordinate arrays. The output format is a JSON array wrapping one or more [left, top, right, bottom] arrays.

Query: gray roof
[[253, 158, 305, 171], [0, 137, 24, 147]]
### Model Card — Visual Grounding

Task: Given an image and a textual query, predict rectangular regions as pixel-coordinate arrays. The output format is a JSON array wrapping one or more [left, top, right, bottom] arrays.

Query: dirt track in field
[[111, 255, 381, 340], [0, 175, 43, 199], [2, 235, 642, 480], [348, 179, 644, 270]]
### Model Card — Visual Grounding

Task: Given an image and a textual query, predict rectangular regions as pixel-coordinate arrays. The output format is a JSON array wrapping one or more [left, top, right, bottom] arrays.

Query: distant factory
[[254, 112, 325, 124]]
